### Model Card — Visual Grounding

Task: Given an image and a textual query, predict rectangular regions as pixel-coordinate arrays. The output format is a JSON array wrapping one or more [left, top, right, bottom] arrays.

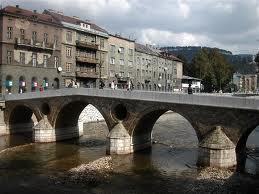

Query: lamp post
[[164, 67, 168, 92]]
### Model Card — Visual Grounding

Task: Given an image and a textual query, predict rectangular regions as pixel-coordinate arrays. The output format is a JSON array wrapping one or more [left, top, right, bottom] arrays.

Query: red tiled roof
[[44, 10, 108, 34], [1, 6, 61, 26]]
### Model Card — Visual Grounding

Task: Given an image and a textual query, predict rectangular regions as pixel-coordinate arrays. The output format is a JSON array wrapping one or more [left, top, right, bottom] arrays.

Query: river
[[0, 112, 258, 193]]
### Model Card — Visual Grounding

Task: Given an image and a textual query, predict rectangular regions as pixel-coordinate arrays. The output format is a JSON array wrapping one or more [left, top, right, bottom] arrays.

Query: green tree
[[255, 51, 259, 73], [191, 48, 233, 92], [177, 54, 190, 76]]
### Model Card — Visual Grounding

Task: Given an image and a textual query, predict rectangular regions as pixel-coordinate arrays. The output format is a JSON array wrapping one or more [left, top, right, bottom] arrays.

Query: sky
[[2, 0, 259, 54]]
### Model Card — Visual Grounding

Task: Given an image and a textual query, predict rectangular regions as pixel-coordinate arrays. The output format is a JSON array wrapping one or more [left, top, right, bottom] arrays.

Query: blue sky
[[2, 0, 259, 54]]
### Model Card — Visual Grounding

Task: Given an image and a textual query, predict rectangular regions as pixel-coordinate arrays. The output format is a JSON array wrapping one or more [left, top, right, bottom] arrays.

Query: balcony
[[76, 70, 99, 79], [76, 40, 99, 50], [76, 56, 99, 64], [15, 38, 55, 52]]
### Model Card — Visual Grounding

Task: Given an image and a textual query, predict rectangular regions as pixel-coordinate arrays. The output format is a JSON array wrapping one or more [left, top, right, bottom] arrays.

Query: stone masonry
[[3, 88, 259, 168]]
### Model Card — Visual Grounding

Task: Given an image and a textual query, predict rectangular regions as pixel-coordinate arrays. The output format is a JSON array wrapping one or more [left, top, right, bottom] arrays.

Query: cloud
[[178, 0, 191, 19], [5, 0, 259, 54]]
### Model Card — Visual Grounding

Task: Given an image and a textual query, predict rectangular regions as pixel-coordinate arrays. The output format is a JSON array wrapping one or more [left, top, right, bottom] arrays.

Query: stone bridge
[[1, 88, 259, 168]]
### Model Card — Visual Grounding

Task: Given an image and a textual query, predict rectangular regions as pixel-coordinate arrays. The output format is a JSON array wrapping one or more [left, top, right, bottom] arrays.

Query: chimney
[[16, 5, 19, 8]]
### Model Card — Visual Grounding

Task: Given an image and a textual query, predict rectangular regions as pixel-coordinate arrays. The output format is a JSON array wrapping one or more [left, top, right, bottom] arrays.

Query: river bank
[[49, 155, 259, 194]]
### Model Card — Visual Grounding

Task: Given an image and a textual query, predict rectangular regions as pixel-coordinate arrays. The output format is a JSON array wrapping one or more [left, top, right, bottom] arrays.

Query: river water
[[0, 112, 258, 193]]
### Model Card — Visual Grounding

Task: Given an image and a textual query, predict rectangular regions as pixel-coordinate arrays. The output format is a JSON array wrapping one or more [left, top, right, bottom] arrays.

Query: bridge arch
[[54, 99, 111, 133], [8, 104, 41, 134], [131, 105, 200, 152]]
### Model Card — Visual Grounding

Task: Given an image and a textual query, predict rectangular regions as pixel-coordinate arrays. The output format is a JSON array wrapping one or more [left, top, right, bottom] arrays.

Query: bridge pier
[[106, 121, 132, 154], [0, 103, 7, 135], [33, 116, 82, 142], [0, 111, 8, 135], [197, 126, 236, 168]]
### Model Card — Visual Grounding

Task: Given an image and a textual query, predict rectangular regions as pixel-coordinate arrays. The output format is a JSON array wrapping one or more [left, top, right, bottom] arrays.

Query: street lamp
[[164, 67, 168, 92]]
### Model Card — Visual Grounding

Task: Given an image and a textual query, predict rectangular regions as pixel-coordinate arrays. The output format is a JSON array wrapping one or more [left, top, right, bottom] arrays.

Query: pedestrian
[[127, 80, 131, 91], [111, 80, 115, 90], [130, 81, 134, 90], [188, 83, 193, 94], [39, 85, 44, 92]]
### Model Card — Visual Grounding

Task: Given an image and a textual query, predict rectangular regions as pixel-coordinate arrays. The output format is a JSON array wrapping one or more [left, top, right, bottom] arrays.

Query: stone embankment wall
[[78, 105, 105, 134]]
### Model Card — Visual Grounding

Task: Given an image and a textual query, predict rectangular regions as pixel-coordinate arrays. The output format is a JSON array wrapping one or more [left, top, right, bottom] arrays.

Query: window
[[173, 68, 177, 75], [32, 53, 37, 67], [119, 59, 124, 65], [137, 69, 140, 77], [20, 52, 25, 64], [20, 29, 25, 40], [65, 63, 71, 72], [100, 38, 105, 49], [110, 45, 115, 53], [32, 31, 37, 43], [119, 47, 124, 53], [7, 27, 13, 39], [54, 35, 58, 46], [129, 61, 133, 66], [154, 71, 156, 78], [43, 33, 48, 44], [66, 47, 72, 57], [129, 49, 133, 56], [7, 51, 12, 64], [110, 57, 115, 64], [66, 31, 72, 42], [109, 70, 115, 77], [128, 72, 132, 78], [119, 71, 124, 77], [43, 55, 48, 67], [137, 57, 140, 65], [54, 56, 59, 68]]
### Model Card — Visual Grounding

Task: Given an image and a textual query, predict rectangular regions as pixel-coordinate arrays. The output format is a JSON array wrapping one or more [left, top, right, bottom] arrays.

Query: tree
[[191, 48, 233, 92], [177, 54, 190, 76], [255, 52, 259, 73]]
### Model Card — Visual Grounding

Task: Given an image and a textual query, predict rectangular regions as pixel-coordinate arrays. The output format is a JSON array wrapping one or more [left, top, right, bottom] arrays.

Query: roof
[[44, 10, 108, 34], [1, 6, 61, 26], [109, 34, 135, 42], [135, 43, 159, 56], [182, 75, 202, 81], [135, 43, 183, 62]]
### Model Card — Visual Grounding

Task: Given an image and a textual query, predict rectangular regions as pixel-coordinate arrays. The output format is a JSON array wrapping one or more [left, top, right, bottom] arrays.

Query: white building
[[181, 75, 202, 93]]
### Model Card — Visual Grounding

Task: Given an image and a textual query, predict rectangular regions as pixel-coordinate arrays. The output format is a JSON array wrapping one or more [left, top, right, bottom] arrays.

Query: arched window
[[31, 77, 38, 92], [19, 76, 26, 93], [43, 77, 49, 90], [5, 75, 13, 94], [53, 78, 60, 89]]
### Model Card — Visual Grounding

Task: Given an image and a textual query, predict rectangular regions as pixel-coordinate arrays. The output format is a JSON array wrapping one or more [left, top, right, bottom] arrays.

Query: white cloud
[[139, 28, 213, 47], [40, 0, 131, 16], [178, 0, 190, 19], [6, 0, 259, 54]]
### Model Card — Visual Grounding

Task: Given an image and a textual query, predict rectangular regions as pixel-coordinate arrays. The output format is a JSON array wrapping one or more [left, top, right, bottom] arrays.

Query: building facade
[[0, 5, 183, 94], [181, 75, 202, 93], [0, 5, 62, 94], [44, 10, 109, 88], [233, 72, 257, 92], [134, 44, 183, 91], [108, 34, 135, 89]]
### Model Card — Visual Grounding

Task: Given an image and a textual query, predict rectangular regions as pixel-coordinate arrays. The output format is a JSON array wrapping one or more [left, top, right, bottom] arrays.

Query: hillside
[[161, 46, 256, 74]]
